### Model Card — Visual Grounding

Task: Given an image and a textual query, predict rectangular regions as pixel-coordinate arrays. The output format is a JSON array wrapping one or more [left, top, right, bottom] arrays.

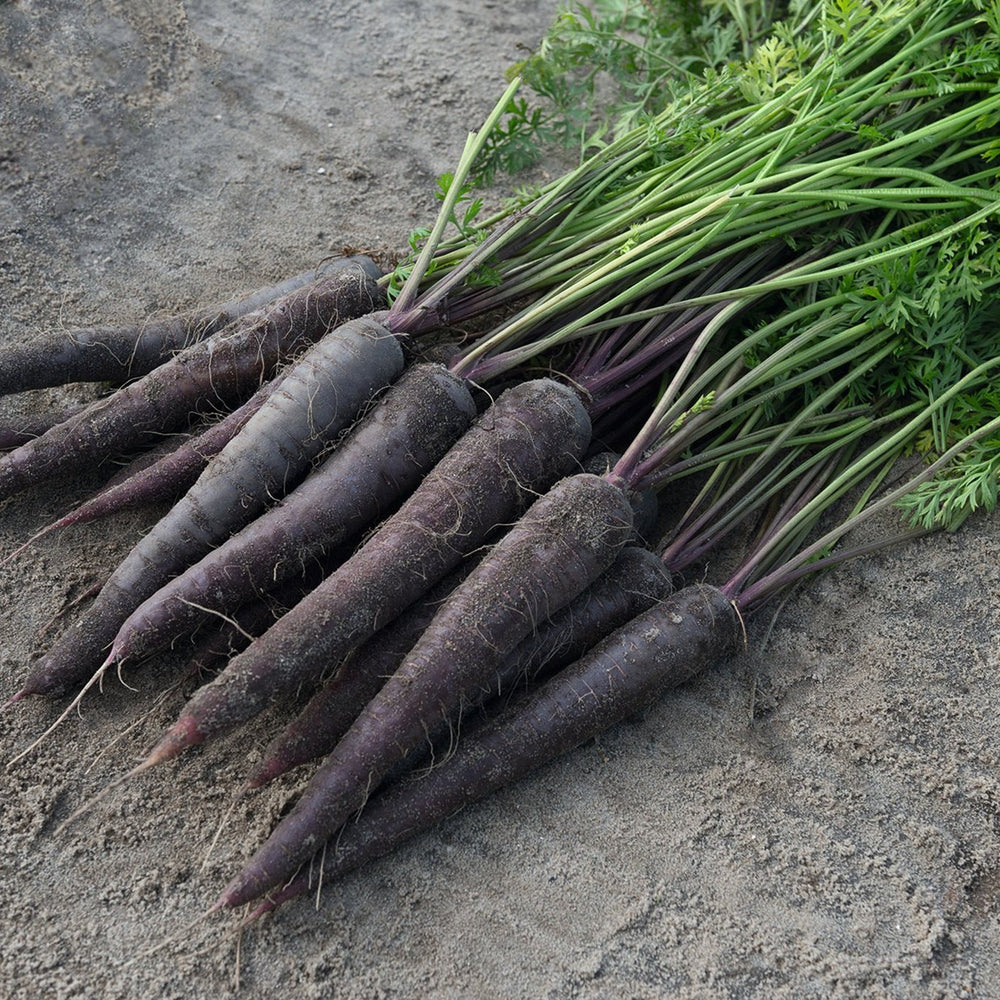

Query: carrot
[[0, 257, 380, 396], [1, 375, 287, 570], [0, 403, 90, 451], [0, 265, 383, 502], [486, 543, 672, 700], [180, 579, 328, 680], [99, 433, 197, 489], [104, 363, 478, 667], [15, 312, 403, 701], [245, 544, 671, 789], [245, 585, 737, 918], [216, 469, 635, 907], [140, 378, 593, 765], [178, 602, 276, 685], [243, 559, 483, 789], [177, 551, 345, 685]]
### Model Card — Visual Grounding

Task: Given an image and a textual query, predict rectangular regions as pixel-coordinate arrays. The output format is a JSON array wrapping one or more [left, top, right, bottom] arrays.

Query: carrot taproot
[[252, 585, 741, 919], [244, 584, 739, 918], [100, 433, 197, 489], [243, 559, 483, 789], [245, 544, 671, 789], [15, 312, 403, 701], [178, 599, 281, 685], [104, 362, 477, 667], [486, 543, 672, 701], [175, 552, 345, 687], [0, 257, 380, 396], [1, 375, 287, 571], [0, 265, 383, 502], [216, 470, 635, 907], [139, 379, 593, 765]]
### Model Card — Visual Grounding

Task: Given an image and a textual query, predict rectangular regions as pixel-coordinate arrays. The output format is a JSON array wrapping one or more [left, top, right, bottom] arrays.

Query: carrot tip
[[241, 899, 278, 929], [1, 689, 27, 711], [142, 715, 204, 769], [97, 649, 118, 676], [242, 765, 275, 791], [216, 869, 265, 911]]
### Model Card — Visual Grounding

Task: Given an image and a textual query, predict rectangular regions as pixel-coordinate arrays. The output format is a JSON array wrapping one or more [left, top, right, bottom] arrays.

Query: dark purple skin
[[0, 265, 385, 503], [244, 584, 739, 918], [18, 311, 403, 700], [245, 545, 672, 790], [146, 379, 593, 767], [0, 403, 90, 452], [178, 556, 341, 684], [218, 471, 635, 909], [244, 559, 483, 789], [0, 256, 382, 396], [489, 544, 673, 698], [100, 433, 199, 490], [108, 362, 478, 668], [180, 605, 272, 685], [4, 376, 287, 566]]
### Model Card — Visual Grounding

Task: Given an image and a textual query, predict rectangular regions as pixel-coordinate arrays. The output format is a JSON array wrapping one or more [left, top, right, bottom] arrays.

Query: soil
[[2, 3, 999, 998]]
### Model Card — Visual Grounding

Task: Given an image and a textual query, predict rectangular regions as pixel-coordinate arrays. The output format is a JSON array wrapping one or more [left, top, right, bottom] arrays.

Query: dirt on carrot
[[2, 4, 1000, 1000]]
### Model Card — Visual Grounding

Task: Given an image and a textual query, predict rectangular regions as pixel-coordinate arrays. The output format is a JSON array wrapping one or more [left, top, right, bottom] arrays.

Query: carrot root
[[0, 265, 383, 502], [0, 256, 380, 396], [106, 362, 477, 668], [18, 311, 401, 701]]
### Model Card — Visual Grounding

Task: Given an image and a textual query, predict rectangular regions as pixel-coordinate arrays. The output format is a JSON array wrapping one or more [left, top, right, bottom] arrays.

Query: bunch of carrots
[[2, 0, 1000, 924]]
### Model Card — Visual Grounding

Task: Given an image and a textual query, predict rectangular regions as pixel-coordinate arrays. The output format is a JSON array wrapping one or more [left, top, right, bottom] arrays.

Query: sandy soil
[[2, 3, 999, 998]]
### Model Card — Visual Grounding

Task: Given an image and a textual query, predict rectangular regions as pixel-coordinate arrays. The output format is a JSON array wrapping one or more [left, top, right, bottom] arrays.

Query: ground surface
[[2, 3, 999, 998]]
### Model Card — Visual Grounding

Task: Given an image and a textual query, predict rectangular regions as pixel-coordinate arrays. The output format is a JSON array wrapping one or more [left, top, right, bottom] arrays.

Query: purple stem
[[728, 527, 929, 613]]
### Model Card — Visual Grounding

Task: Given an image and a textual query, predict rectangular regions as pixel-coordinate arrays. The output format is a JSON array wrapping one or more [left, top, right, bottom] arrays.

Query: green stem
[[390, 78, 522, 319]]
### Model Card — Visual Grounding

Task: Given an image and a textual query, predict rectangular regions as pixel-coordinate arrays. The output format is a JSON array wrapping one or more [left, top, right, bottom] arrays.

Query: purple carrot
[[245, 584, 739, 919], [104, 363, 478, 667], [179, 603, 276, 686], [0, 403, 90, 451], [178, 552, 345, 685], [487, 544, 672, 699], [0, 257, 381, 396], [245, 545, 671, 789], [178, 611, 266, 687], [1, 376, 285, 570], [139, 378, 593, 766], [243, 559, 482, 790], [216, 470, 635, 908], [16, 312, 403, 701], [0, 265, 383, 502], [100, 433, 196, 489]]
